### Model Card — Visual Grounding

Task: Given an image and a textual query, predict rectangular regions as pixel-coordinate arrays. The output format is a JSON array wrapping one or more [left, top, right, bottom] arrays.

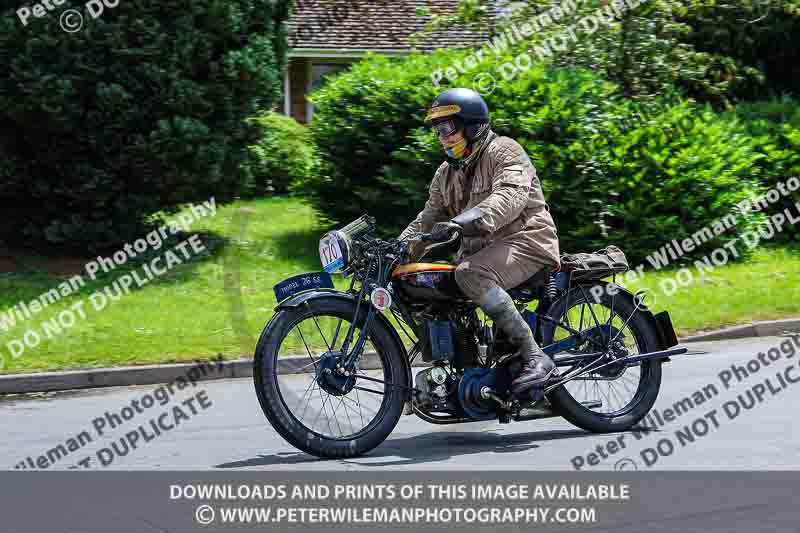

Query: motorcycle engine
[[414, 365, 458, 413]]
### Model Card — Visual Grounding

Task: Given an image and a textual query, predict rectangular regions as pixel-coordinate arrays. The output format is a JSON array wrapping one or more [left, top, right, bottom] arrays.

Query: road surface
[[2, 335, 798, 471]]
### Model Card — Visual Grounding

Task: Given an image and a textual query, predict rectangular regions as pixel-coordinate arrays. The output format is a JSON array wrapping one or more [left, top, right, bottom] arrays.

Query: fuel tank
[[391, 263, 466, 302]]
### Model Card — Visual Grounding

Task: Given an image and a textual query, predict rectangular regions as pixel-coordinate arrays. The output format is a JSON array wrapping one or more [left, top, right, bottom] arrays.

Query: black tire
[[253, 296, 407, 458], [542, 283, 662, 433]]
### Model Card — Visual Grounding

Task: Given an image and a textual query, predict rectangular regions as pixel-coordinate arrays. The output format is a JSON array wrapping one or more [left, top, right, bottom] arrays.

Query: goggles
[[431, 118, 459, 138]]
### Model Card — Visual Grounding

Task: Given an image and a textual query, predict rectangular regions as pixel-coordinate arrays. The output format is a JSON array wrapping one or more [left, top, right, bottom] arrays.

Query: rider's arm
[[398, 164, 449, 240], [467, 139, 534, 234]]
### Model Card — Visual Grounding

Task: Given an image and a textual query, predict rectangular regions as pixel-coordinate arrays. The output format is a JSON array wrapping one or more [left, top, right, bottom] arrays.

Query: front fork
[[340, 253, 398, 370], [340, 303, 377, 370], [339, 265, 382, 371]]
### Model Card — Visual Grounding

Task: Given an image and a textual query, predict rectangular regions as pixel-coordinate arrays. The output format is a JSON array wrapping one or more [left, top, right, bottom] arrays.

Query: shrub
[[574, 101, 769, 264], [0, 0, 289, 252], [308, 50, 768, 265], [241, 111, 320, 195], [307, 51, 616, 232], [730, 98, 800, 243]]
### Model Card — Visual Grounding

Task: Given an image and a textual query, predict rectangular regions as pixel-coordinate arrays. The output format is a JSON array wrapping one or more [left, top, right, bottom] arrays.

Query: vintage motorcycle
[[254, 215, 690, 459]]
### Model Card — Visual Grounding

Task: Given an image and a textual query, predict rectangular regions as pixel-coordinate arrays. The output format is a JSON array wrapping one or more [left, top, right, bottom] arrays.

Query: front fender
[[276, 289, 414, 399], [275, 288, 352, 311]]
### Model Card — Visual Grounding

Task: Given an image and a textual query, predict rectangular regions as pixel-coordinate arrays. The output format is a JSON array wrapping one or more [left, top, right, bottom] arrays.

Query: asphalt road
[[3, 335, 799, 471]]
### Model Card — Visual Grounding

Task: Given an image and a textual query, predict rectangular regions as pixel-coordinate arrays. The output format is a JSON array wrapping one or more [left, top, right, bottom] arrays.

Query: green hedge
[[575, 101, 770, 263], [306, 51, 770, 265], [241, 111, 320, 195], [0, 0, 289, 252], [730, 98, 800, 243]]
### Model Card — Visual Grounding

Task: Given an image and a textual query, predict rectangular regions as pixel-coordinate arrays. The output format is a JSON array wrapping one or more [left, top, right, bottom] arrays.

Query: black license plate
[[273, 272, 334, 302]]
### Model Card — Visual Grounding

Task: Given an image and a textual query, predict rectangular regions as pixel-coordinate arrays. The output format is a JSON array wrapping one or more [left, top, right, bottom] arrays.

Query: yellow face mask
[[443, 137, 468, 159]]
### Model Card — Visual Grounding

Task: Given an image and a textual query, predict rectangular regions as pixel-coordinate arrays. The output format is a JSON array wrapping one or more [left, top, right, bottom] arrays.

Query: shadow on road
[[214, 427, 608, 469]]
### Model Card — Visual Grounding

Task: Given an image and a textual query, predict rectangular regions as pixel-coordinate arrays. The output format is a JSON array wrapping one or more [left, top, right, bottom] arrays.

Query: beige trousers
[[454, 237, 551, 302]]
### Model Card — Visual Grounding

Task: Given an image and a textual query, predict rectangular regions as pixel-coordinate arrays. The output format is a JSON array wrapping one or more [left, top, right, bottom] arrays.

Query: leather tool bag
[[559, 245, 630, 281]]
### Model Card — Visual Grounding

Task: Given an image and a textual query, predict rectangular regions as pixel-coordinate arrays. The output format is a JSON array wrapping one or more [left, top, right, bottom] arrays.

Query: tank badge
[[370, 287, 392, 312]]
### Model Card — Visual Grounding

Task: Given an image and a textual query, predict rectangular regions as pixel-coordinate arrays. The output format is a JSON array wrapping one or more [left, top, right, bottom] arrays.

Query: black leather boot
[[478, 287, 558, 395]]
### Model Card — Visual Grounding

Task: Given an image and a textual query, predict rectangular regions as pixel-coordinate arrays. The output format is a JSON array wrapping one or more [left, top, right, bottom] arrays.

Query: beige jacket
[[399, 131, 561, 267]]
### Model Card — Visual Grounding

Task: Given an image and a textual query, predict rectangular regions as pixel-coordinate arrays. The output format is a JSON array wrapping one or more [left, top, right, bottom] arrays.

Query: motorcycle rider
[[398, 88, 561, 395]]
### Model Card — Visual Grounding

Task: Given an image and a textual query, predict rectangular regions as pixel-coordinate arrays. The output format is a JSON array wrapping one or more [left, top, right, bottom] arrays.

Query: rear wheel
[[254, 297, 407, 458], [542, 283, 662, 433]]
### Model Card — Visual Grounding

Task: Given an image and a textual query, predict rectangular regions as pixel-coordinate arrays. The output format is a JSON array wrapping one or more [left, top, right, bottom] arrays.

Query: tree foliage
[[441, 0, 800, 106], [0, 0, 289, 251]]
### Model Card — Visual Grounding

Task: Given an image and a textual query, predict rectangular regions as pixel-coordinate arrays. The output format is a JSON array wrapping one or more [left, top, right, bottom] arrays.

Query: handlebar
[[417, 227, 462, 245]]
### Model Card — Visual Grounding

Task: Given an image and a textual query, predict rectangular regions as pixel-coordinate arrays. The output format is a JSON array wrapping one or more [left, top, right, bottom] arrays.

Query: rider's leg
[[454, 241, 558, 395]]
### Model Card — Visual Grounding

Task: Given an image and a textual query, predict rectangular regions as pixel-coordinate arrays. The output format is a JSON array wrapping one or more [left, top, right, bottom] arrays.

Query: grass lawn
[[0, 196, 346, 374], [1, 196, 798, 374], [619, 246, 800, 334]]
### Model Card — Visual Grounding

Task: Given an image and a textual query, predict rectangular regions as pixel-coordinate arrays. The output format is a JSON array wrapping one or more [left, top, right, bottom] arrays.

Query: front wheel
[[542, 283, 663, 433], [254, 296, 407, 458]]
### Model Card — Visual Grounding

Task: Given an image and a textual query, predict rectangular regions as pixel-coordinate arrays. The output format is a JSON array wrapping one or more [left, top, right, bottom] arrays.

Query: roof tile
[[287, 0, 493, 52]]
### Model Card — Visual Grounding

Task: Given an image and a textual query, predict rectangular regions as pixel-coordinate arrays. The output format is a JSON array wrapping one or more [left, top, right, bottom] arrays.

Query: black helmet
[[425, 88, 490, 141]]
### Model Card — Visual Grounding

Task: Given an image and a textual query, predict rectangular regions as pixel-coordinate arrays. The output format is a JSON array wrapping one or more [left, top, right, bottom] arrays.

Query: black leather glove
[[430, 221, 461, 241], [451, 207, 483, 237]]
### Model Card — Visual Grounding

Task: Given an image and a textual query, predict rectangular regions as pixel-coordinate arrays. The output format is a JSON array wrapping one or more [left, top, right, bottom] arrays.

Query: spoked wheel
[[254, 297, 406, 458], [542, 283, 662, 433]]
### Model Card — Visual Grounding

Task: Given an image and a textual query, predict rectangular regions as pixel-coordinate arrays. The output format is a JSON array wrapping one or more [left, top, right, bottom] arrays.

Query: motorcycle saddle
[[507, 269, 551, 300]]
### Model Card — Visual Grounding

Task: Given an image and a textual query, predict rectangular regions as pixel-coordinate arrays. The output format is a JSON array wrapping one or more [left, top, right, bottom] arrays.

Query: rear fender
[[573, 281, 678, 358], [276, 290, 414, 398]]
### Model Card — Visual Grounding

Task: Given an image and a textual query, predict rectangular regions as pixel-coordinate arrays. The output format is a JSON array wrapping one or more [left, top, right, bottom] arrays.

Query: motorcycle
[[253, 215, 692, 459]]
